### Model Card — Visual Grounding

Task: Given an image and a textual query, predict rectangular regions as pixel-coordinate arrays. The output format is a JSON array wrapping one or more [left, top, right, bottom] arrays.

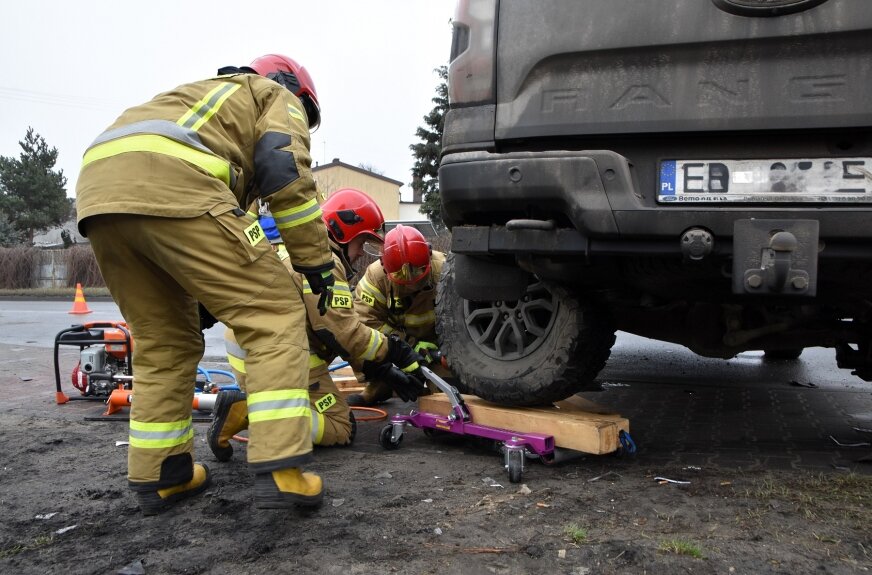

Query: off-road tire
[[436, 253, 615, 406]]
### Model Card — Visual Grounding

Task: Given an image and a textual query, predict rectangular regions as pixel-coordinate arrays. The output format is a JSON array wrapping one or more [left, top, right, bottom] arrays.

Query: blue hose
[[329, 361, 350, 372], [195, 366, 239, 391]]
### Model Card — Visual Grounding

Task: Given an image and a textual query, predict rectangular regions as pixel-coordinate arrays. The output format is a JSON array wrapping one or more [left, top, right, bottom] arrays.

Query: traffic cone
[[68, 283, 93, 315]]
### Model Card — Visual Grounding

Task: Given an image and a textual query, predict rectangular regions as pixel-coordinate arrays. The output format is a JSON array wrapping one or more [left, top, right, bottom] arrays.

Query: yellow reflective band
[[128, 417, 194, 449], [404, 311, 436, 327], [287, 104, 305, 122], [248, 389, 310, 423], [82, 134, 231, 187], [357, 329, 384, 361], [247, 210, 258, 218], [309, 354, 327, 369], [304, 279, 347, 297], [314, 393, 337, 414], [401, 361, 421, 374], [177, 82, 241, 131], [244, 220, 266, 247], [227, 353, 247, 374], [273, 198, 322, 229], [358, 277, 386, 305], [311, 409, 325, 444]]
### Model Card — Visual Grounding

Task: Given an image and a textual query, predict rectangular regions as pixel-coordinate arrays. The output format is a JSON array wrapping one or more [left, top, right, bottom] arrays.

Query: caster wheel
[[506, 449, 524, 483], [379, 424, 403, 450]]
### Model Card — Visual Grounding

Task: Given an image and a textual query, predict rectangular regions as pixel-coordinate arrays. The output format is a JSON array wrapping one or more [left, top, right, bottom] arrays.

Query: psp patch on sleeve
[[315, 393, 337, 413], [331, 293, 352, 308]]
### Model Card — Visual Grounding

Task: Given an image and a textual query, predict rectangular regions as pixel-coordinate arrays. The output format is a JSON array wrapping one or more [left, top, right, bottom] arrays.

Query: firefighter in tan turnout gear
[[350, 224, 447, 406], [208, 188, 426, 460], [75, 54, 336, 515]]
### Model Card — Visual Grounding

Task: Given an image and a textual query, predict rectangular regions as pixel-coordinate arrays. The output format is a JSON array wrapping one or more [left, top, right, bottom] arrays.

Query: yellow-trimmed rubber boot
[[207, 390, 248, 462], [136, 463, 211, 516], [254, 467, 324, 509], [346, 381, 393, 407]]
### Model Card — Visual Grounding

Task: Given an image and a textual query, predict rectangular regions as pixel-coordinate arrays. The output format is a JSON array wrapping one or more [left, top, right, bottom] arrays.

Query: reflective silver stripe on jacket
[[87, 119, 237, 190]]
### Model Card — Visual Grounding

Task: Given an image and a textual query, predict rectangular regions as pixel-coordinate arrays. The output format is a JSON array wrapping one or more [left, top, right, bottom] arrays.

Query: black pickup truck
[[436, 0, 872, 405]]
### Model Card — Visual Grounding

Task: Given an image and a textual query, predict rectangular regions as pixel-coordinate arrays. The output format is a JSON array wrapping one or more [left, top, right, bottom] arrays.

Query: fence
[[1, 232, 451, 290], [0, 245, 105, 289]]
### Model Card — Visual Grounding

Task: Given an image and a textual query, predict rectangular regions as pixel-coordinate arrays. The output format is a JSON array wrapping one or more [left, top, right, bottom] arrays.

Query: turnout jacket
[[76, 71, 332, 273], [288, 241, 391, 373], [354, 251, 446, 344]]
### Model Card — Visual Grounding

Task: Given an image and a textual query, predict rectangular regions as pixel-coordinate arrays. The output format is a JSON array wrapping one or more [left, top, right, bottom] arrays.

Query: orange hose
[[351, 406, 388, 422]]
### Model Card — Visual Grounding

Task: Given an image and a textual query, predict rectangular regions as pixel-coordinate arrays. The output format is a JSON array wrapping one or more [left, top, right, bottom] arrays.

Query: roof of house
[[385, 220, 438, 239], [312, 158, 404, 187]]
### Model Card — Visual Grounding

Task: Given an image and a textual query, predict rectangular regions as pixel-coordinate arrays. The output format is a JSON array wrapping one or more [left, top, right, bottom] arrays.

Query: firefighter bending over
[[76, 54, 335, 515]]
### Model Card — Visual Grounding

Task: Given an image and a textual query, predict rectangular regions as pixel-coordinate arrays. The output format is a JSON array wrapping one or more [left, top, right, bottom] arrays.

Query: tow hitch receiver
[[733, 219, 819, 296]]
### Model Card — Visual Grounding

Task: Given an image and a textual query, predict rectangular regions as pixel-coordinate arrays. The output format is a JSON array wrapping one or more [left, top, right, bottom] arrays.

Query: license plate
[[657, 157, 872, 203]]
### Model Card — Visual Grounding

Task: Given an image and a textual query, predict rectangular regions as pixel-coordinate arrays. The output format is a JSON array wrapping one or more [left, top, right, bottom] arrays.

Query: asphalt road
[[3, 299, 871, 473], [0, 299, 228, 360], [0, 298, 865, 388]]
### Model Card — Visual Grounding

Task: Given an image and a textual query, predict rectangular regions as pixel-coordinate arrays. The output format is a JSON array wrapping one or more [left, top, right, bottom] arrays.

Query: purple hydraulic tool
[[379, 365, 557, 483]]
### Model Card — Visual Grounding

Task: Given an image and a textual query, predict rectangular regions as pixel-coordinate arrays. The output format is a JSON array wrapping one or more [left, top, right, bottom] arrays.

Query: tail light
[[448, 0, 497, 106]]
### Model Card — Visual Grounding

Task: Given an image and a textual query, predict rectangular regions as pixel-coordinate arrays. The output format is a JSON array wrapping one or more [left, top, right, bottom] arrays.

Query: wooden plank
[[552, 396, 627, 421], [418, 393, 628, 454], [337, 386, 365, 397], [331, 373, 366, 397]]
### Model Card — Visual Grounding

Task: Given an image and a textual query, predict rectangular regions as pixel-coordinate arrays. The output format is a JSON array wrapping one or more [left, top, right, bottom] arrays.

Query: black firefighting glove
[[362, 360, 425, 403], [302, 268, 336, 316], [386, 334, 424, 377]]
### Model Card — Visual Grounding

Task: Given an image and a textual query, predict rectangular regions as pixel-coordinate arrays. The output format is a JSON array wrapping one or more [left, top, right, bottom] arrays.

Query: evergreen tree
[[409, 66, 447, 228], [0, 213, 25, 247], [0, 127, 71, 244]]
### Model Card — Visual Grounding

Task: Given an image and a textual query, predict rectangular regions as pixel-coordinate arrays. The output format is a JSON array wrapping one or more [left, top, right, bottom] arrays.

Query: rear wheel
[[436, 254, 615, 406]]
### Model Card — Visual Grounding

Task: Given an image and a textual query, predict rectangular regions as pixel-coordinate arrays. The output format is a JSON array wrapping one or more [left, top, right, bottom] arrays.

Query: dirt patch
[[1, 345, 870, 574]]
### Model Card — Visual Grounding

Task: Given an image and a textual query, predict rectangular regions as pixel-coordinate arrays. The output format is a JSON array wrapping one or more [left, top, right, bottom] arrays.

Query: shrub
[[64, 244, 105, 287], [0, 247, 39, 288]]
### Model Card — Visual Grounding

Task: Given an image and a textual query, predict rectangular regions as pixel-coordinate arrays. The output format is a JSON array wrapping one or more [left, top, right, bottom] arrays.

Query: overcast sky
[[0, 1, 455, 201]]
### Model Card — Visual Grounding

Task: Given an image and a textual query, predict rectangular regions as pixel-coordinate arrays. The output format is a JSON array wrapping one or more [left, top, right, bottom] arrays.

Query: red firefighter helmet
[[249, 54, 321, 130], [382, 225, 432, 285], [321, 188, 385, 245]]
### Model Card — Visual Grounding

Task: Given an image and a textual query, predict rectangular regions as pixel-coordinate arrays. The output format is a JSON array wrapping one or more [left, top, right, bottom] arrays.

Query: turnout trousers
[[226, 327, 353, 447], [87, 209, 311, 490]]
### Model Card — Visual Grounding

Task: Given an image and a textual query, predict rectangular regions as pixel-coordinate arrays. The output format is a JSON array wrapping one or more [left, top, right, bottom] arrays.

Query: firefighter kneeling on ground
[[208, 188, 427, 460], [350, 224, 451, 407]]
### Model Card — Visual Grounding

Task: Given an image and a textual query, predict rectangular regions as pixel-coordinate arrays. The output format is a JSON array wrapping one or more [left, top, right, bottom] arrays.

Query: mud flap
[[732, 219, 819, 296]]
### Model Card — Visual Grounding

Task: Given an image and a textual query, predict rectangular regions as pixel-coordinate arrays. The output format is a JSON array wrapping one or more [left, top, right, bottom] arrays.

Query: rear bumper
[[439, 150, 872, 255]]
